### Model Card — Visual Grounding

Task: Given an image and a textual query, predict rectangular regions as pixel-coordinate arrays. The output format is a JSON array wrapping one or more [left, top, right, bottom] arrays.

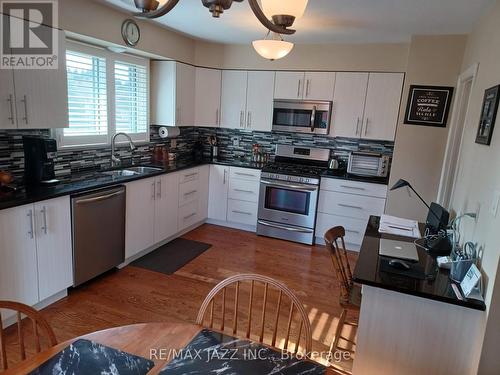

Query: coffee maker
[[23, 136, 59, 186]]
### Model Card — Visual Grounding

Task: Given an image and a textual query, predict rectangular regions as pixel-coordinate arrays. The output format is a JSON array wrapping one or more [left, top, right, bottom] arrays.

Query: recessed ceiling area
[[101, 0, 493, 44]]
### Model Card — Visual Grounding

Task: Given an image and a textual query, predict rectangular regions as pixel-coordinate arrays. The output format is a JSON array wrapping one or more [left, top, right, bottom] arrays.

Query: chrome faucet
[[111, 132, 137, 167]]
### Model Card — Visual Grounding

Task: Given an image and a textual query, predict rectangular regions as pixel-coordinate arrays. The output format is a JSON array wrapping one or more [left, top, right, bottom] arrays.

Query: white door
[[14, 26, 68, 129], [274, 71, 305, 100], [246, 71, 275, 132], [0, 205, 39, 306], [362, 73, 404, 141], [303, 72, 336, 101], [154, 173, 179, 243], [176, 63, 195, 127], [125, 177, 156, 259], [194, 68, 221, 127], [330, 72, 369, 138], [208, 165, 229, 221], [220, 70, 248, 129], [0, 16, 16, 129], [34, 197, 73, 301]]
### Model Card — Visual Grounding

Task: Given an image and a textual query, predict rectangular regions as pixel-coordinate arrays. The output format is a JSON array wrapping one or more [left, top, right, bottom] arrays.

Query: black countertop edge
[[0, 159, 265, 211], [320, 171, 389, 185], [353, 276, 486, 311]]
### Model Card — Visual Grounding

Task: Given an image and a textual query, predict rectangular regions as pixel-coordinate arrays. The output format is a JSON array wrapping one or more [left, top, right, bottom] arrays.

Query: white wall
[[447, 0, 500, 372]]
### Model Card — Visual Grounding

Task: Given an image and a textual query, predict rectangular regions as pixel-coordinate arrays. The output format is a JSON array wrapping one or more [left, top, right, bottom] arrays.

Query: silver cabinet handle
[[240, 110, 244, 128], [355, 117, 360, 135], [223, 169, 227, 185], [234, 188, 254, 194], [184, 172, 198, 179], [40, 206, 48, 235], [27, 209, 34, 239], [157, 180, 162, 199], [232, 210, 252, 216], [184, 190, 197, 196], [21, 95, 28, 124], [306, 79, 311, 97], [235, 172, 256, 177], [184, 212, 197, 220], [7, 94, 14, 125], [338, 203, 363, 210], [258, 220, 313, 233], [365, 118, 369, 136], [297, 80, 301, 98], [340, 184, 366, 191], [151, 182, 156, 200]]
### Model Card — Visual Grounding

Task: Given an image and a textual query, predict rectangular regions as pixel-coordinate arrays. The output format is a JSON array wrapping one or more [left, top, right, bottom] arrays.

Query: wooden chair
[[324, 227, 360, 369], [0, 300, 58, 370], [196, 274, 313, 356]]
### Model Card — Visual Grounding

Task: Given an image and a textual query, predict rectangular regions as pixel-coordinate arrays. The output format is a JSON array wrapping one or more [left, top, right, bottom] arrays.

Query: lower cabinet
[[0, 196, 72, 312], [154, 172, 179, 244], [178, 166, 209, 232], [208, 165, 229, 221], [227, 199, 258, 226]]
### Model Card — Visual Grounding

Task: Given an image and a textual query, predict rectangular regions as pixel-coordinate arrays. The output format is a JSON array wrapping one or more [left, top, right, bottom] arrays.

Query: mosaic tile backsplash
[[0, 126, 394, 182]]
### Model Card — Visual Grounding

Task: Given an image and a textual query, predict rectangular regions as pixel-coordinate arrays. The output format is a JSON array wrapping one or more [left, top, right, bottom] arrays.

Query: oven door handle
[[310, 105, 317, 132], [258, 220, 314, 234], [261, 179, 318, 192]]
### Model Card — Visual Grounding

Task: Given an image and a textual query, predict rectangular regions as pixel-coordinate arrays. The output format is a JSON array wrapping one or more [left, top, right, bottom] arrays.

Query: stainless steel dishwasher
[[72, 185, 126, 286]]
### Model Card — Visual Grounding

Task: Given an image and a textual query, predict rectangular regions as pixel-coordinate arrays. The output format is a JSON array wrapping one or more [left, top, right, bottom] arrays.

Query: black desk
[[353, 215, 486, 311]]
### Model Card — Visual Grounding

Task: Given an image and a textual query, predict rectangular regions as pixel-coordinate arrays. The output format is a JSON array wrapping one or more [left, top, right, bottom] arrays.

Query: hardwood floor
[[2, 224, 358, 370]]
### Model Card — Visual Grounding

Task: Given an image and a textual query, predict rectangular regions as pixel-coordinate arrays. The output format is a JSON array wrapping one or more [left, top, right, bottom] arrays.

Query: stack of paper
[[379, 214, 421, 238]]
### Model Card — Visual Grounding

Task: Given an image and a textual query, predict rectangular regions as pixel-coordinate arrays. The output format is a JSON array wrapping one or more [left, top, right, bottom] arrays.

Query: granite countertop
[[0, 158, 265, 211], [353, 216, 486, 311]]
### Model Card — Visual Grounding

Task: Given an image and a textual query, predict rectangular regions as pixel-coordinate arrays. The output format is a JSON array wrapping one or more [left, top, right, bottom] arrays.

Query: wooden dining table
[[4, 322, 337, 374]]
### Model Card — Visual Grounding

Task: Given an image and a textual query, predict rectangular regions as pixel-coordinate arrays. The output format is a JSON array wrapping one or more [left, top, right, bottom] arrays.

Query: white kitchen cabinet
[[245, 71, 275, 132], [194, 68, 221, 127], [220, 70, 248, 129], [151, 61, 195, 127], [0, 205, 39, 307], [208, 165, 229, 221], [125, 177, 156, 259], [177, 166, 209, 232], [227, 199, 258, 226], [34, 197, 72, 301], [197, 165, 210, 221], [330, 72, 369, 138], [274, 71, 335, 101], [154, 172, 179, 243], [0, 16, 68, 129], [303, 72, 336, 101], [362, 73, 404, 140], [274, 71, 305, 100]]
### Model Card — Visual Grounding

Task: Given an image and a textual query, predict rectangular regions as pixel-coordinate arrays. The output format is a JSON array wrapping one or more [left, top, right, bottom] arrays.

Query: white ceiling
[[101, 0, 493, 44]]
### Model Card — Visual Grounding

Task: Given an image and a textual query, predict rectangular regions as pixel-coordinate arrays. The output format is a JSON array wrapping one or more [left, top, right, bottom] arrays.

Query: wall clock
[[121, 19, 140, 47]]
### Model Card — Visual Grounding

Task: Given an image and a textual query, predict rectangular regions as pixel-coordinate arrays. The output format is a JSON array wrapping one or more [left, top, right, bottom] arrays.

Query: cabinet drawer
[[179, 168, 199, 184], [178, 200, 199, 231], [227, 199, 258, 226], [316, 213, 367, 248], [179, 179, 200, 206], [320, 178, 388, 198], [229, 167, 261, 182], [228, 178, 260, 203], [318, 190, 386, 219]]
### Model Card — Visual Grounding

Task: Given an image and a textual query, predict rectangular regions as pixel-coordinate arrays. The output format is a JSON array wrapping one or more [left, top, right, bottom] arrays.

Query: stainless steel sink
[[101, 166, 163, 178]]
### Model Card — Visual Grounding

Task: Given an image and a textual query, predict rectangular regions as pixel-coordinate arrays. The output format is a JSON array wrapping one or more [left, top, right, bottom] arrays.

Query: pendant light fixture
[[252, 31, 294, 61]]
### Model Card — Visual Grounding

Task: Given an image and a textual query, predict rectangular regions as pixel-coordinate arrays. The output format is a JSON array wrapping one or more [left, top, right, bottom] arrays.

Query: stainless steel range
[[257, 145, 330, 245]]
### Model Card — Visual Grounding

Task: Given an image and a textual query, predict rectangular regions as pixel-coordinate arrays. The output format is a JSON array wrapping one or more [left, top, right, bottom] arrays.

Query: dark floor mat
[[130, 238, 212, 275]]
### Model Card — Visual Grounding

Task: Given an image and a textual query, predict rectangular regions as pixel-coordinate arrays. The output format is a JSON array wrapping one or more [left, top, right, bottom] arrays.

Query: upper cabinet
[[220, 70, 274, 132], [331, 72, 404, 141], [151, 61, 195, 127], [0, 15, 68, 130], [194, 67, 221, 127], [274, 71, 335, 101]]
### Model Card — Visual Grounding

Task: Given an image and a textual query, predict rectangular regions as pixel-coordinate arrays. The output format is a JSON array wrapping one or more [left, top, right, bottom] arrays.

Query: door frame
[[437, 63, 479, 208]]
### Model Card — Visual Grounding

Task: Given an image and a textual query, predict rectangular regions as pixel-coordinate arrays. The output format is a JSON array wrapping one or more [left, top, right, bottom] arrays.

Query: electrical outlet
[[491, 190, 500, 217], [232, 137, 239, 147], [171, 139, 177, 148]]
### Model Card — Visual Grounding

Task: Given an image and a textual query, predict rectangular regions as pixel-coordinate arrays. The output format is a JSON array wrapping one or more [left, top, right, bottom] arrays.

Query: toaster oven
[[347, 151, 390, 177]]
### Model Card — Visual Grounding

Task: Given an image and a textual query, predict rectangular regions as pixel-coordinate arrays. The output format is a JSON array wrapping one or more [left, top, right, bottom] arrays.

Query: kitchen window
[[56, 42, 150, 148]]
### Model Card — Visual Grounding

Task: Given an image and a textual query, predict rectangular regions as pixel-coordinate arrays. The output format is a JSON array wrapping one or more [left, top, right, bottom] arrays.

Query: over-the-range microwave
[[272, 99, 332, 135]]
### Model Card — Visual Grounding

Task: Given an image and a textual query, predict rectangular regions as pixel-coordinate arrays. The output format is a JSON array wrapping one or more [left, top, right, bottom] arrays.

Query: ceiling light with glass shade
[[252, 31, 294, 61]]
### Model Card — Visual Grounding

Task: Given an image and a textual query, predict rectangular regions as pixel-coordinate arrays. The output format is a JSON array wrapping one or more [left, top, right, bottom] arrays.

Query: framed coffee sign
[[476, 85, 499, 146], [404, 85, 454, 127]]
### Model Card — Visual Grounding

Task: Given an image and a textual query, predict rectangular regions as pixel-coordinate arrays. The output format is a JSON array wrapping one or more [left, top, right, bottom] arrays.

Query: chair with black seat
[[324, 226, 360, 370]]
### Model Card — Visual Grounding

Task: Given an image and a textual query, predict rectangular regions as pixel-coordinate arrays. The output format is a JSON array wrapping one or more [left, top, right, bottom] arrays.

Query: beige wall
[[447, 0, 500, 372], [386, 35, 467, 220]]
